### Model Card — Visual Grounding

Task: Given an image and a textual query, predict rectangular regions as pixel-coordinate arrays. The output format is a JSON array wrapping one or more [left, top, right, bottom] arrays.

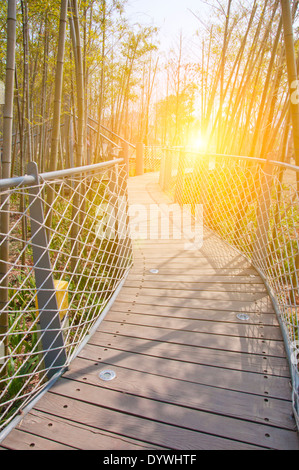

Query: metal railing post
[[136, 143, 144, 176], [163, 148, 173, 191], [175, 149, 186, 205], [27, 162, 67, 379], [121, 142, 129, 178], [159, 148, 166, 188]]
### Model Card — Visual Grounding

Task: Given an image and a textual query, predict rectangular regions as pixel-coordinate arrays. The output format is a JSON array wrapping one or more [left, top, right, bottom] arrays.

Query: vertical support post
[[136, 142, 144, 176], [28, 162, 67, 379], [159, 149, 166, 188], [163, 148, 173, 191], [175, 149, 186, 205], [121, 141, 129, 178], [252, 161, 274, 265]]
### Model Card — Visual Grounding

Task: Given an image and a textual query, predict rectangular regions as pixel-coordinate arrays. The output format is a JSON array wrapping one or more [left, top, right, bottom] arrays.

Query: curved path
[[1, 173, 298, 450]]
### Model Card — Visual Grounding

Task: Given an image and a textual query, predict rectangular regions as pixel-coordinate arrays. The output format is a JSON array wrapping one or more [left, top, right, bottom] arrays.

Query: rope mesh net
[[129, 146, 163, 176], [160, 149, 299, 426], [144, 146, 163, 173], [0, 162, 132, 431]]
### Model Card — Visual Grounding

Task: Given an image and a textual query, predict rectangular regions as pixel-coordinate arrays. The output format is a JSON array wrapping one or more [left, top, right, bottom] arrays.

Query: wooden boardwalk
[[1, 173, 299, 450]]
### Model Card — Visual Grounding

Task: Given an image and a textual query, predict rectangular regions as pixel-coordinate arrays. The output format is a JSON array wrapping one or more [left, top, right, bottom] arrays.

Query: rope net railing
[[0, 160, 133, 432], [159, 149, 299, 428], [144, 146, 164, 173], [129, 145, 164, 176]]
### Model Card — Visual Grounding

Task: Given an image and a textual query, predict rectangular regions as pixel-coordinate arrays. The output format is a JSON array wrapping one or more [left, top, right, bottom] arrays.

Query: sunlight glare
[[190, 131, 208, 152]]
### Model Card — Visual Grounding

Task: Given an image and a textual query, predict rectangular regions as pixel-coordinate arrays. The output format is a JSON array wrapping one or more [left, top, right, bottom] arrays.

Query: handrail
[[87, 123, 122, 149], [88, 116, 136, 150], [0, 158, 124, 191], [183, 150, 299, 173]]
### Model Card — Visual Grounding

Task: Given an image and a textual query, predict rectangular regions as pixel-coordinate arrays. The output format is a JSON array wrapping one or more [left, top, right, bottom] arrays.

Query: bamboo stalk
[[280, 0, 299, 304], [45, 0, 68, 239], [0, 0, 16, 375]]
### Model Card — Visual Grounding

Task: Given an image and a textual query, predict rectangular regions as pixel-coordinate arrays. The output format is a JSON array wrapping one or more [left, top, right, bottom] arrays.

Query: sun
[[189, 131, 208, 151]]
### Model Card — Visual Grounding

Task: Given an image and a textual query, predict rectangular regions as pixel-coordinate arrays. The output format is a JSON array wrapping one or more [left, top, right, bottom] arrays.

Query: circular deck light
[[236, 313, 250, 321], [99, 369, 116, 381]]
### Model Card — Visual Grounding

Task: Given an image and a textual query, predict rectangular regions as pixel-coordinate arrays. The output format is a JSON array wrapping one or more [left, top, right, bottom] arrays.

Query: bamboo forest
[[0, 0, 299, 451], [0, 0, 298, 170]]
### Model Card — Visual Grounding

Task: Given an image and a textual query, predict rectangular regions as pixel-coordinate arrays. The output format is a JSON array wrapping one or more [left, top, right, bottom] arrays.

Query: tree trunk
[[0, 0, 17, 375], [280, 0, 299, 169], [280, 0, 299, 305], [21, 0, 32, 166], [95, 0, 106, 161], [45, 0, 68, 234], [249, 17, 283, 158], [217, 0, 232, 152], [69, 0, 85, 168], [39, 13, 49, 173], [69, 0, 85, 271], [49, 0, 68, 172]]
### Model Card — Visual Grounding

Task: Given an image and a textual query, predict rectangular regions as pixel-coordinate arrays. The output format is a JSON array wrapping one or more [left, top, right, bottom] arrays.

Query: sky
[[125, 0, 208, 54]]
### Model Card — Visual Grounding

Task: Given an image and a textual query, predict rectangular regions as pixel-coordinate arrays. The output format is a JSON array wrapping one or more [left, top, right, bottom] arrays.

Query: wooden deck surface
[[1, 173, 299, 450]]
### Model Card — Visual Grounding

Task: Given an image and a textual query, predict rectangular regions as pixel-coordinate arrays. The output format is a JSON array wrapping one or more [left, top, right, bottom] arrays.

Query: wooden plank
[[115, 290, 272, 312], [131, 262, 257, 276], [126, 273, 265, 284], [134, 243, 247, 252], [100, 320, 287, 357], [121, 284, 269, 300], [41, 374, 298, 450], [107, 310, 282, 341], [132, 237, 246, 249], [80, 341, 291, 400], [132, 257, 253, 269], [60, 357, 297, 433], [133, 238, 233, 245], [130, 266, 258, 276], [90, 330, 291, 376], [125, 278, 268, 293], [132, 255, 249, 265], [1, 428, 74, 450], [132, 242, 249, 251], [132, 239, 246, 248], [111, 300, 278, 326], [116, 290, 275, 313], [6, 410, 161, 450], [33, 390, 263, 450]]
